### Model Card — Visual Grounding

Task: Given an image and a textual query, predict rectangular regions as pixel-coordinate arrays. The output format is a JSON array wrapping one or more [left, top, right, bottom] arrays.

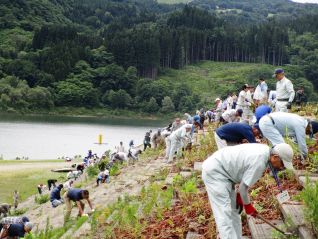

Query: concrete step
[[279, 201, 316, 239], [295, 170, 318, 177], [248, 217, 284, 239], [298, 176, 318, 187], [193, 162, 203, 172]]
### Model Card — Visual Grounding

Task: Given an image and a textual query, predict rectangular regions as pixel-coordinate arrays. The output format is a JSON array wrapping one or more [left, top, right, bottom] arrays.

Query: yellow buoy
[[98, 134, 103, 144]]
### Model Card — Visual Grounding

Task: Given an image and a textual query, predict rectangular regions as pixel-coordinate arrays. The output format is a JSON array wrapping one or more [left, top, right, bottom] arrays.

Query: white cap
[[272, 143, 294, 170], [215, 98, 221, 102], [185, 124, 193, 129], [25, 222, 33, 230]]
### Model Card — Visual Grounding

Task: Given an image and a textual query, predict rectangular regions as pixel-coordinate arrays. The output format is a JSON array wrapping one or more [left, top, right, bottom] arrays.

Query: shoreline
[[0, 107, 177, 121]]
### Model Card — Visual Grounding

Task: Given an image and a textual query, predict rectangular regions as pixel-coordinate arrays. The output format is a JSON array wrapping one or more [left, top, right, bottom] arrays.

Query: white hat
[[25, 222, 33, 230], [214, 98, 221, 102], [185, 124, 193, 129], [272, 143, 294, 170]]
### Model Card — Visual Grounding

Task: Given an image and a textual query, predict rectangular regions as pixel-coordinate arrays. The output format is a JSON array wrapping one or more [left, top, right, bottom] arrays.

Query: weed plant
[[86, 165, 99, 178], [34, 194, 49, 204], [301, 178, 318, 235]]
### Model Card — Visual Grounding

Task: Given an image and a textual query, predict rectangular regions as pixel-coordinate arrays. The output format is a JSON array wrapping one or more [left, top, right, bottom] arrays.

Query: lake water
[[0, 114, 166, 160]]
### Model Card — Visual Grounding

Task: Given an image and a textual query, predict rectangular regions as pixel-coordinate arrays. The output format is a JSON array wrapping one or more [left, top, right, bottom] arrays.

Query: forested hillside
[[1, 0, 318, 114]]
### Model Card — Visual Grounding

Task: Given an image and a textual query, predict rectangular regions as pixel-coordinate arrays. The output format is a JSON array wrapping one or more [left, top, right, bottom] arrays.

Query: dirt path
[[24, 155, 170, 234]]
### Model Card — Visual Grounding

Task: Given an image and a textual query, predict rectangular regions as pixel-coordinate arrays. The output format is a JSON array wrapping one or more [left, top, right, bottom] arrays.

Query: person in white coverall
[[236, 84, 253, 124], [165, 124, 192, 163], [259, 112, 309, 160], [273, 68, 295, 112], [202, 143, 294, 239]]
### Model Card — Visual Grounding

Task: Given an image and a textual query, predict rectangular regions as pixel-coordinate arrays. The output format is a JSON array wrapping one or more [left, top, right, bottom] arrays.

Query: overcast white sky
[[292, 0, 318, 3]]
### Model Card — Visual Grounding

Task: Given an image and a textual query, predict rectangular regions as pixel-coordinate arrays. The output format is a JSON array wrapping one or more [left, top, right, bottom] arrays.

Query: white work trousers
[[165, 137, 183, 162], [275, 101, 288, 112], [214, 132, 228, 149], [259, 116, 285, 146], [202, 166, 242, 239]]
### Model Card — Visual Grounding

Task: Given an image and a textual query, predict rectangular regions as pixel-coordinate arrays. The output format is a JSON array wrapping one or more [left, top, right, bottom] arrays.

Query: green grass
[[0, 167, 66, 203], [159, 61, 317, 107], [159, 61, 275, 106]]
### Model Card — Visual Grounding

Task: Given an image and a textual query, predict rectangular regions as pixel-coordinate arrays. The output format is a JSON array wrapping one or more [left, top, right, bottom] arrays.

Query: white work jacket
[[202, 144, 269, 187], [276, 77, 295, 102], [222, 109, 237, 123]]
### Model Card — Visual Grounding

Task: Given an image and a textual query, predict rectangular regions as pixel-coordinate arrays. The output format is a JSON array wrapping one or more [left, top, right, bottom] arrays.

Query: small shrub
[[110, 163, 121, 176], [12, 208, 27, 216], [35, 194, 50, 204], [86, 165, 99, 178], [301, 179, 318, 234], [98, 160, 109, 171], [181, 178, 197, 194]]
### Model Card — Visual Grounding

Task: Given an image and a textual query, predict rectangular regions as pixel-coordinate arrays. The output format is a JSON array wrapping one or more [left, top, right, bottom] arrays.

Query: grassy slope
[[0, 160, 71, 203], [159, 61, 317, 107], [159, 61, 273, 106]]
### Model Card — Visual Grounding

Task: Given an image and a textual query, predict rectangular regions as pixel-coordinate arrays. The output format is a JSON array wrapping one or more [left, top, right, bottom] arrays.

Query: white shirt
[[276, 77, 295, 102], [117, 145, 125, 153], [266, 112, 308, 157], [103, 169, 110, 176], [222, 109, 237, 123], [237, 90, 249, 107], [268, 90, 277, 105], [169, 124, 191, 142], [63, 181, 73, 190], [253, 85, 262, 100], [202, 144, 269, 187], [227, 96, 233, 109], [215, 101, 223, 112]]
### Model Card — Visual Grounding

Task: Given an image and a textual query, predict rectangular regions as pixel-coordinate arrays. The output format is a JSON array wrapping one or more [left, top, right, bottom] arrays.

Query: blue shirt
[[50, 187, 62, 202], [67, 189, 83, 201], [255, 105, 272, 123], [8, 224, 25, 237], [216, 122, 256, 143]]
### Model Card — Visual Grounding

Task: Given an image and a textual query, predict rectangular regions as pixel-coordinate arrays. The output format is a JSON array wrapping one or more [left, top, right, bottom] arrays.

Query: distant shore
[[0, 107, 177, 121]]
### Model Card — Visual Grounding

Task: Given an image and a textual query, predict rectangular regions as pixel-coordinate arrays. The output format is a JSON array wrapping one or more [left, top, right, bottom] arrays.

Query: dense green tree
[[106, 89, 132, 109], [55, 77, 98, 107], [145, 97, 160, 113], [161, 96, 175, 113]]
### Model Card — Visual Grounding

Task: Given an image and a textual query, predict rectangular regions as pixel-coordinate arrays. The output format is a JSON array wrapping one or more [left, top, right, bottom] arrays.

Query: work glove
[[244, 203, 258, 217], [236, 193, 243, 214], [287, 102, 292, 110]]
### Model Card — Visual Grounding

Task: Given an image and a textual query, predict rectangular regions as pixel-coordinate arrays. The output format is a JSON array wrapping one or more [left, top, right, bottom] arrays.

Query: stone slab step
[[295, 170, 318, 177], [279, 201, 316, 239], [194, 162, 203, 172], [248, 217, 284, 239], [165, 173, 178, 185], [298, 176, 318, 187], [279, 202, 305, 226], [186, 231, 203, 239], [299, 226, 316, 239]]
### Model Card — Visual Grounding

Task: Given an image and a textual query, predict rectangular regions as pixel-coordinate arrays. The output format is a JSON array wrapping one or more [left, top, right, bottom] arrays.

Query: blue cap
[[273, 68, 284, 77], [193, 115, 200, 122]]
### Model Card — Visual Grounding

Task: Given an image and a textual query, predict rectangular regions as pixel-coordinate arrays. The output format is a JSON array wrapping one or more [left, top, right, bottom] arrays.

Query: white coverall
[[221, 109, 238, 123], [275, 77, 295, 112], [236, 90, 251, 123], [215, 101, 223, 122], [202, 144, 269, 239], [165, 124, 191, 162], [259, 112, 308, 158]]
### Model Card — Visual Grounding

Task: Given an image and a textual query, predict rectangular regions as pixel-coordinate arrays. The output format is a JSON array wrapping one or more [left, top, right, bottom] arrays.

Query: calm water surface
[[0, 114, 166, 160]]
